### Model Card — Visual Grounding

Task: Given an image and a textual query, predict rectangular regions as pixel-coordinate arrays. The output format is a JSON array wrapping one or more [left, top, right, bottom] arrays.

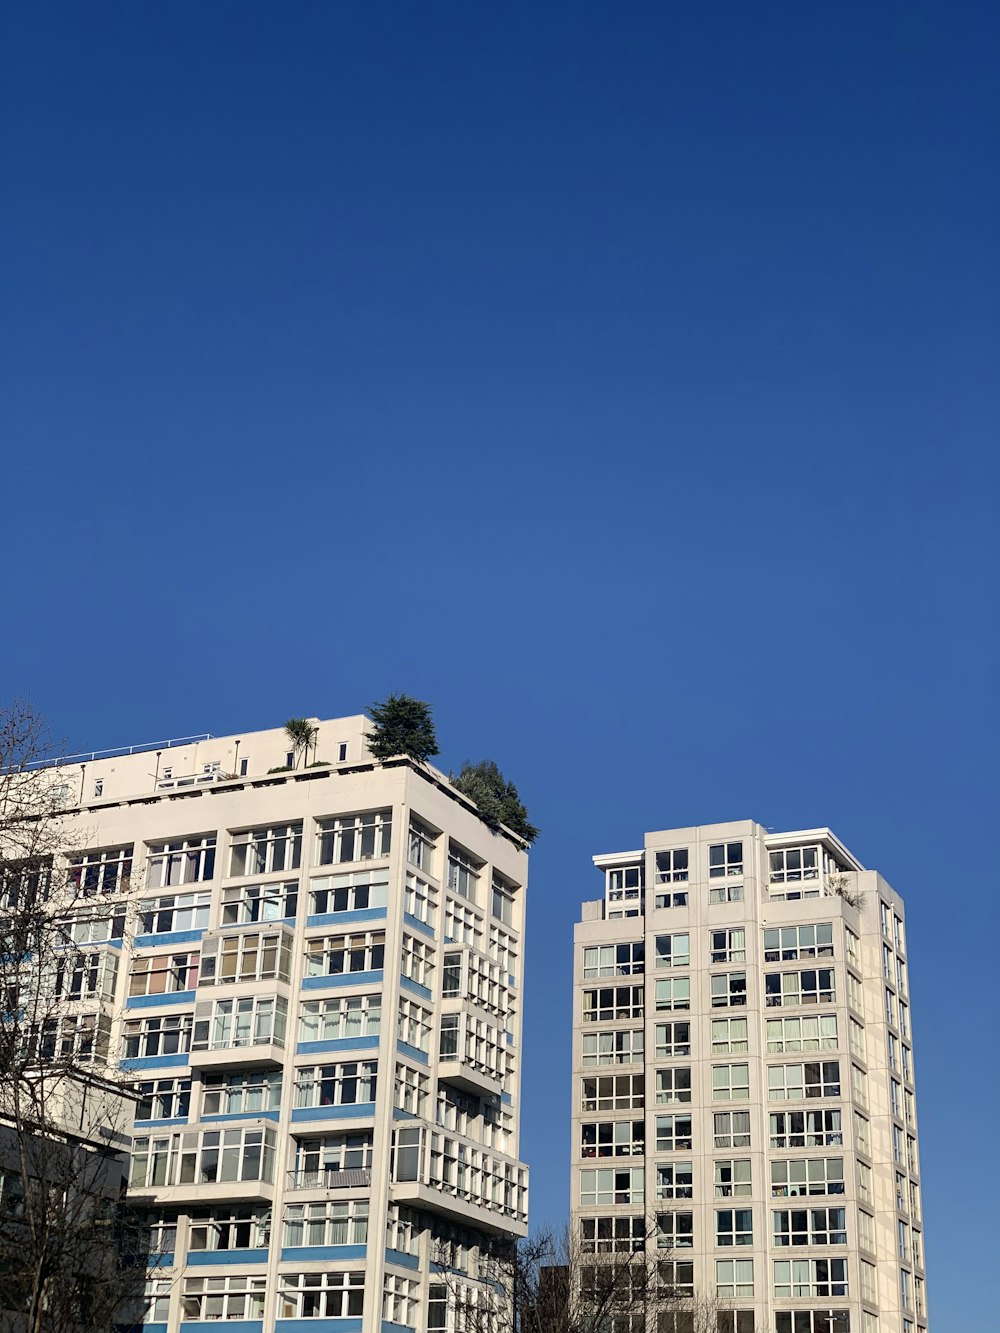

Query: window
[[146, 835, 216, 888], [845, 928, 860, 970], [763, 923, 834, 961], [182, 1275, 267, 1321], [200, 928, 293, 984], [122, 942, 195, 997], [582, 1073, 644, 1112], [899, 1000, 910, 1040], [773, 1207, 847, 1246], [848, 1018, 866, 1060], [222, 879, 298, 924], [656, 849, 689, 882], [907, 1135, 918, 1173], [202, 1069, 281, 1116], [239, 757, 250, 775], [895, 1171, 907, 1211], [769, 1109, 842, 1148], [142, 1280, 171, 1323], [711, 929, 745, 963], [655, 933, 690, 968], [294, 1061, 378, 1108], [858, 1210, 875, 1253], [771, 1158, 844, 1198], [383, 1274, 419, 1327], [177, 1126, 277, 1186], [293, 1132, 374, 1184], [858, 1161, 872, 1203], [584, 942, 645, 978], [902, 1044, 912, 1082], [711, 972, 747, 1007], [189, 1206, 271, 1252], [580, 1215, 645, 1253], [317, 809, 392, 864], [713, 1064, 750, 1100], [656, 889, 689, 909], [655, 1262, 695, 1301], [885, 987, 896, 1027], [607, 864, 644, 897], [656, 1067, 692, 1104], [882, 943, 893, 980], [584, 986, 643, 1022], [123, 1013, 192, 1059], [890, 1079, 902, 1119], [769, 846, 820, 882], [283, 1200, 369, 1247], [398, 998, 432, 1052], [716, 1209, 753, 1246], [447, 843, 481, 901], [407, 819, 436, 872], [278, 1271, 365, 1319], [709, 882, 744, 904], [898, 1218, 909, 1260], [584, 1028, 644, 1065], [891, 1124, 904, 1164], [656, 1022, 691, 1058], [768, 1061, 840, 1101], [581, 1120, 644, 1158], [880, 900, 891, 936], [774, 1259, 848, 1298], [854, 1112, 870, 1156], [68, 845, 132, 897], [385, 1204, 420, 1256], [28, 1012, 110, 1064], [305, 930, 385, 977], [137, 1078, 191, 1121], [299, 994, 381, 1042], [655, 977, 691, 1011], [581, 1166, 644, 1206], [401, 934, 434, 988], [711, 1017, 748, 1053], [847, 972, 863, 1014], [656, 1161, 693, 1199], [767, 1015, 838, 1053], [900, 1270, 912, 1310], [774, 1316, 849, 1333], [229, 823, 302, 877], [894, 914, 905, 954], [713, 1111, 750, 1149], [887, 1032, 900, 1073], [406, 871, 438, 926], [656, 1211, 693, 1249], [307, 870, 389, 916], [394, 1064, 429, 1116], [138, 890, 210, 934], [55, 948, 119, 1000], [489, 923, 517, 974], [444, 899, 483, 950], [709, 842, 743, 878], [655, 1114, 693, 1151], [715, 1160, 752, 1197], [491, 873, 517, 924], [716, 1260, 754, 1299], [765, 969, 835, 1007], [716, 1313, 755, 1333], [192, 995, 287, 1051]]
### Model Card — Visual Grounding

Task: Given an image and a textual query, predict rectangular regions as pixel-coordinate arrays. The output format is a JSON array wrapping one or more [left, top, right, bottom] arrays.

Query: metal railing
[[25, 734, 213, 771], [286, 1167, 372, 1190]]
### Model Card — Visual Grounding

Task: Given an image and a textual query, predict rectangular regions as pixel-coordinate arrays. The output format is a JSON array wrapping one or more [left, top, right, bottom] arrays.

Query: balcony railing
[[286, 1167, 372, 1191]]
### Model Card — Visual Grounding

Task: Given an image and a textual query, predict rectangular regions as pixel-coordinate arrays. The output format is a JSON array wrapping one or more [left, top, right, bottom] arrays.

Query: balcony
[[437, 1055, 504, 1101], [188, 1038, 286, 1070], [286, 1166, 372, 1191]]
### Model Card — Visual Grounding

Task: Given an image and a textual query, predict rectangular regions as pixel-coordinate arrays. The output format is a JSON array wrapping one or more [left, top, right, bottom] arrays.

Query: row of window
[[583, 924, 835, 978], [582, 1060, 843, 1112], [583, 1014, 842, 1065]]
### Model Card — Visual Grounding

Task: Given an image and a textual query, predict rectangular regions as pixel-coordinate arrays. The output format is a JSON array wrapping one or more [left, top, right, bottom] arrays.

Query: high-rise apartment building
[[572, 821, 927, 1333], [40, 716, 529, 1333]]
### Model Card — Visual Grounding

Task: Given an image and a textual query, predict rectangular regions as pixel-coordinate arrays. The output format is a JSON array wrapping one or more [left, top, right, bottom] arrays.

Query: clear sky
[[2, 3, 997, 1326]]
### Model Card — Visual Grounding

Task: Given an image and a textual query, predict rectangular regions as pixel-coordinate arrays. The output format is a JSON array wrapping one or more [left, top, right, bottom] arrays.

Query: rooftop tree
[[451, 759, 539, 844], [366, 694, 439, 763]]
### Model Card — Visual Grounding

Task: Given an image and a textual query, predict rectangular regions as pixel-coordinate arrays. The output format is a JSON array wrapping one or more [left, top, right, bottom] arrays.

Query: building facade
[[572, 821, 926, 1333], [44, 716, 529, 1333]]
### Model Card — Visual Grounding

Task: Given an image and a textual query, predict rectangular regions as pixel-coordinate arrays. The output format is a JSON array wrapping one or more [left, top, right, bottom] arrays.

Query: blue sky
[[2, 3, 997, 1325]]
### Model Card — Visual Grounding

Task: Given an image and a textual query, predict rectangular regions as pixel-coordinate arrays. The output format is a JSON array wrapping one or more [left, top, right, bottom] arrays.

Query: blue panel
[[396, 1041, 428, 1066], [402, 912, 435, 939], [507, 1032, 515, 1044], [148, 1252, 174, 1268], [186, 1248, 268, 1266], [279, 1244, 367, 1263], [305, 907, 387, 928], [384, 1247, 420, 1271], [501, 1091, 513, 1104], [302, 971, 383, 991], [200, 1110, 280, 1124], [142, 1324, 168, 1333], [392, 1107, 417, 1121], [133, 1117, 188, 1129], [399, 976, 432, 1002], [180, 1324, 263, 1333], [381, 1322, 417, 1333], [296, 1037, 380, 1056], [120, 1053, 189, 1071], [291, 1103, 376, 1123], [218, 916, 295, 929], [275, 1321, 362, 1333], [126, 991, 197, 1010], [134, 929, 205, 948]]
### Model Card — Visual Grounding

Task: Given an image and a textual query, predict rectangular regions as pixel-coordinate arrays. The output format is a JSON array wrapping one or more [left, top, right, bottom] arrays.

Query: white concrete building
[[44, 716, 529, 1333], [572, 821, 927, 1333]]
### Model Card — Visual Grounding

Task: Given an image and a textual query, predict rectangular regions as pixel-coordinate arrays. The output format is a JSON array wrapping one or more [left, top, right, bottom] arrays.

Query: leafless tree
[[0, 702, 147, 1332], [429, 1221, 730, 1333]]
